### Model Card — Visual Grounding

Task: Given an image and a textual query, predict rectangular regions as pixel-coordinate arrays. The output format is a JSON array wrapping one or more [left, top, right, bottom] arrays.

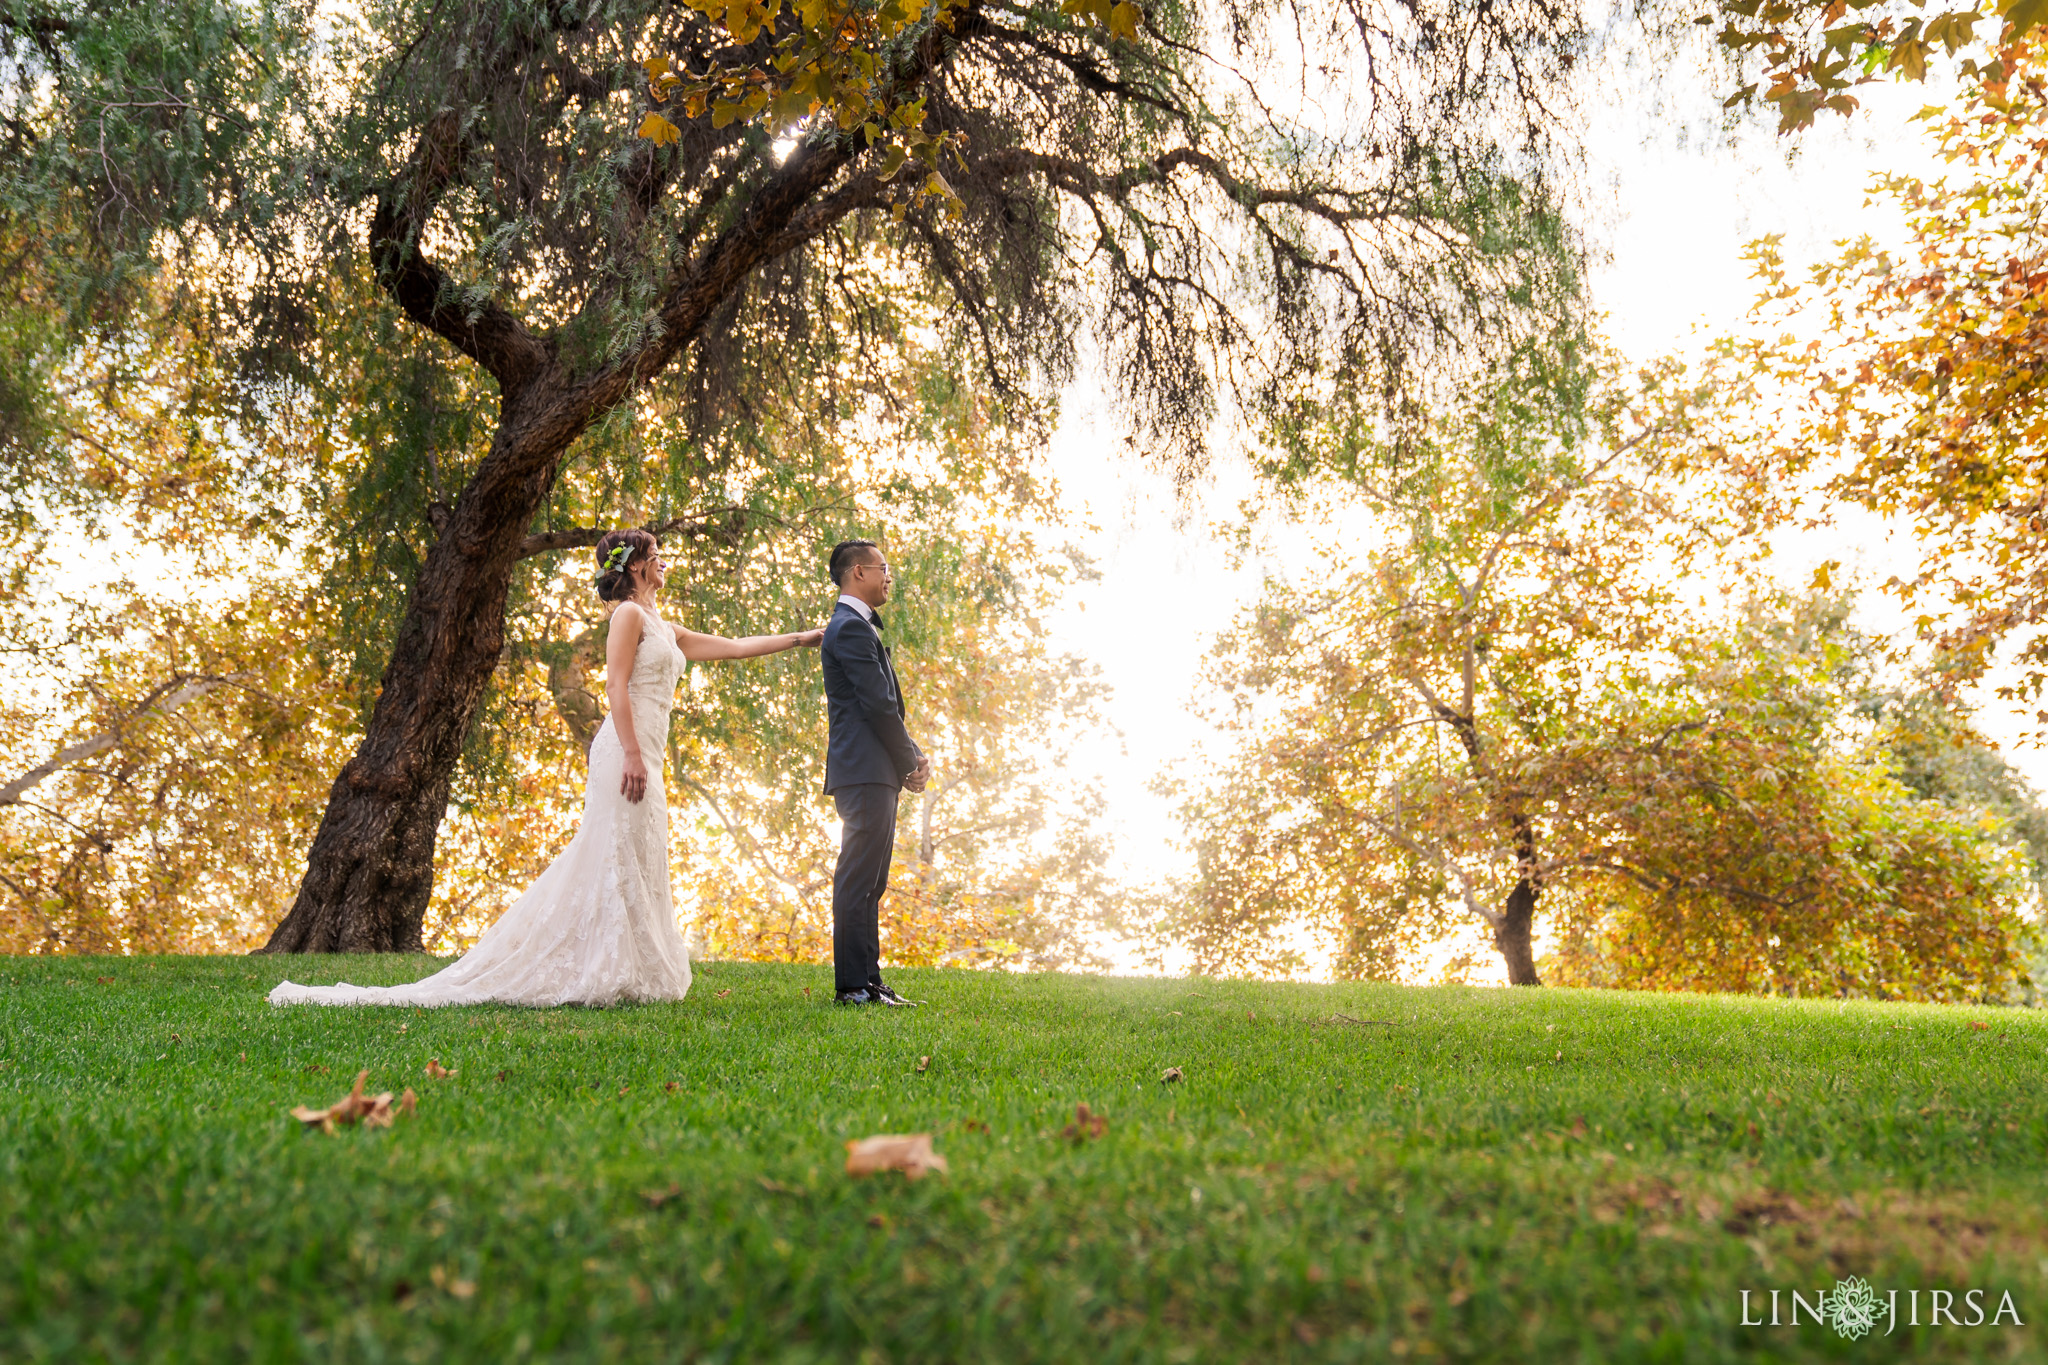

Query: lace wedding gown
[[268, 610, 693, 1008]]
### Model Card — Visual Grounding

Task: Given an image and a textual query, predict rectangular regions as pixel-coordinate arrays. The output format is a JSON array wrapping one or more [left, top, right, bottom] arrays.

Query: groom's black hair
[[829, 538, 880, 587]]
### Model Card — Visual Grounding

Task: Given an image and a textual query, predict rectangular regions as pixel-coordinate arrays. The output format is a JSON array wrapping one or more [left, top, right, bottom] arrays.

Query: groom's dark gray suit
[[820, 598, 923, 994]]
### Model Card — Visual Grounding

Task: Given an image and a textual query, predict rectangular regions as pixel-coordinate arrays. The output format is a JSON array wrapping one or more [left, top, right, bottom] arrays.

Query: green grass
[[3, 956, 2046, 1363]]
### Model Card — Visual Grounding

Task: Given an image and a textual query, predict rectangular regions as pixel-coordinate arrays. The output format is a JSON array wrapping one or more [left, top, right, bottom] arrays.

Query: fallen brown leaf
[[290, 1069, 408, 1134], [1061, 1103, 1109, 1142], [641, 1184, 684, 1208], [428, 1266, 475, 1299], [95, 976, 114, 985], [916, 1055, 931, 1073], [1569, 1115, 1588, 1139], [960, 1118, 988, 1133], [1969, 1020, 1989, 1031], [664, 1080, 678, 1092], [803, 986, 812, 1000], [399, 1088, 417, 1118], [495, 1069, 508, 1082], [398, 1023, 408, 1034], [618, 1084, 629, 1097], [715, 988, 731, 998], [1162, 1066, 1184, 1083], [866, 1213, 888, 1229], [844, 1132, 949, 1180], [424, 1059, 455, 1080], [302, 1063, 330, 1075]]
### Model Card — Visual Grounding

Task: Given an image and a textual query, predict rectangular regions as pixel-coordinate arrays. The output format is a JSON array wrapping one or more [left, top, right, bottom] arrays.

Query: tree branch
[[516, 508, 752, 560], [0, 674, 239, 807]]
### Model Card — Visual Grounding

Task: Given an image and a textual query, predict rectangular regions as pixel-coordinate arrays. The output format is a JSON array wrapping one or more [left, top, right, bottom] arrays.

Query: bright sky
[[1034, 54, 2019, 938]]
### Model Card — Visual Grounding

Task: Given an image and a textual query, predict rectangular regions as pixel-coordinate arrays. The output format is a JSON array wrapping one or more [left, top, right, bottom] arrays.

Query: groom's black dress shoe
[[833, 988, 878, 1005], [870, 983, 918, 1007]]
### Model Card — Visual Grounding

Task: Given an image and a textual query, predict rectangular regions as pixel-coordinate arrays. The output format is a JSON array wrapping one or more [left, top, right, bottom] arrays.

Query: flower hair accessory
[[595, 543, 637, 583]]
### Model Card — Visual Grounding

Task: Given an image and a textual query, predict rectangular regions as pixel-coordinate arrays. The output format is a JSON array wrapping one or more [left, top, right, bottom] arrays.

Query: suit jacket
[[820, 599, 923, 793]]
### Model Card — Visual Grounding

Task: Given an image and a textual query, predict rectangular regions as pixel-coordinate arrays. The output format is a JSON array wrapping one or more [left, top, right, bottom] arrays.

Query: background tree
[[1722, 45, 2048, 728], [4, 0, 1592, 950], [1165, 362, 2038, 997]]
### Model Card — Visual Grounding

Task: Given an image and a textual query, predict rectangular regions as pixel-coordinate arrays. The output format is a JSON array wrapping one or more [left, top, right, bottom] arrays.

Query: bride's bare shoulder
[[608, 600, 648, 635]]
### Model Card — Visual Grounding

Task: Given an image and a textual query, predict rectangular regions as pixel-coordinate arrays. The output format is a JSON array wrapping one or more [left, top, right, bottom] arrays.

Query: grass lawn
[[2, 955, 2045, 1363]]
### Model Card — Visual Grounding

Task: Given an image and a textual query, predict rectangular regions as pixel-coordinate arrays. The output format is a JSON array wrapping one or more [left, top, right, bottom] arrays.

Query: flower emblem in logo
[[1828, 1276, 1881, 1340]]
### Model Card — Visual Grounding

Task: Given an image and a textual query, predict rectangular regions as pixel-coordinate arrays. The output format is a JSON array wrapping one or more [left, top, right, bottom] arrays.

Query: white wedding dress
[[268, 609, 694, 1008]]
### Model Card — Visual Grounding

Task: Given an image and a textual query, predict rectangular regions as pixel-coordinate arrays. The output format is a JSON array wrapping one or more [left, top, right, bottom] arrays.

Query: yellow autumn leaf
[[638, 112, 682, 146], [1109, 1, 1141, 40]]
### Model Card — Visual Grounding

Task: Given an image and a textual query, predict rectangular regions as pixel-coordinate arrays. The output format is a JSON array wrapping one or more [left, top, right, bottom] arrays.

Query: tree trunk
[[1493, 878, 1542, 986], [260, 387, 580, 952]]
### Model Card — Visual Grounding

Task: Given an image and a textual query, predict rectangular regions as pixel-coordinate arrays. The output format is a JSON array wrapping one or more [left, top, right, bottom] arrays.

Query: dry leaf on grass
[[714, 988, 731, 998], [1061, 1103, 1109, 1142], [844, 1133, 949, 1179], [803, 986, 812, 1000], [664, 1080, 678, 1092], [424, 1059, 455, 1079], [428, 1266, 475, 1299], [642, 1184, 684, 1208], [290, 1070, 412, 1133], [960, 1119, 988, 1133], [1969, 1021, 1989, 1031], [916, 1055, 931, 1073], [1569, 1115, 1589, 1139], [1162, 1067, 1183, 1083], [95, 976, 114, 985]]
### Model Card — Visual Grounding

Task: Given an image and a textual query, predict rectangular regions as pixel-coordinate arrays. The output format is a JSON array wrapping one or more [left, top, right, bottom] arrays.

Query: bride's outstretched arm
[[676, 627, 824, 662]]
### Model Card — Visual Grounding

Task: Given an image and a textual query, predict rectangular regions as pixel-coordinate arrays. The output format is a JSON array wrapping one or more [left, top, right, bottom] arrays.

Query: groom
[[821, 539, 929, 1007]]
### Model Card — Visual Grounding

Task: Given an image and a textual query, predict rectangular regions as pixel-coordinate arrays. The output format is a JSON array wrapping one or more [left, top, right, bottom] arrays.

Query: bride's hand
[[794, 628, 824, 647], [621, 754, 649, 804]]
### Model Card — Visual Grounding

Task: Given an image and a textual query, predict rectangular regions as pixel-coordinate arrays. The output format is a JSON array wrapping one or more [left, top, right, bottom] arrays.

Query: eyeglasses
[[854, 560, 893, 577]]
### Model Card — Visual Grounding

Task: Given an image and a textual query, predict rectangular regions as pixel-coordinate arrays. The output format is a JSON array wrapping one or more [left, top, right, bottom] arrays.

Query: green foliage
[[1701, 0, 2043, 133], [5, 956, 2048, 1361]]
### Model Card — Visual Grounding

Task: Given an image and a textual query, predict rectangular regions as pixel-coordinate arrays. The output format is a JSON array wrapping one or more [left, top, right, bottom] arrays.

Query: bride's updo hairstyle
[[593, 528, 659, 602]]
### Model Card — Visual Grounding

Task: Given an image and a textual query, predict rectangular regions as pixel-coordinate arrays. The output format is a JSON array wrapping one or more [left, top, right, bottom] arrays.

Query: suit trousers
[[831, 783, 898, 993]]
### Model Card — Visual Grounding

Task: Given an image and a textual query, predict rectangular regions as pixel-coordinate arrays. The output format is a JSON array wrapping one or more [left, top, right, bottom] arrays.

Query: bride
[[268, 529, 821, 1008]]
